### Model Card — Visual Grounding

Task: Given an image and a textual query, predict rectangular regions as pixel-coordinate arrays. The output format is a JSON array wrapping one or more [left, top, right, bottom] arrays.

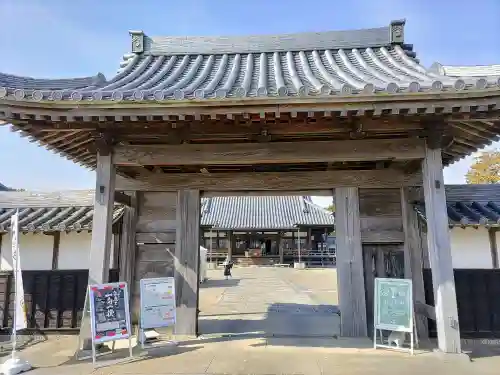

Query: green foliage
[[326, 204, 335, 213], [466, 150, 500, 184]]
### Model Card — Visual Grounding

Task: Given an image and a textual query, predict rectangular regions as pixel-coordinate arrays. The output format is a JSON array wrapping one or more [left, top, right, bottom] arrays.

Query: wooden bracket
[[89, 132, 114, 156], [114, 191, 132, 207], [349, 122, 366, 140], [424, 122, 446, 149]]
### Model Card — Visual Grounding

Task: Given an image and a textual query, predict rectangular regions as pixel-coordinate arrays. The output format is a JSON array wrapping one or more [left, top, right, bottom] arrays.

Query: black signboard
[[88, 282, 131, 343]]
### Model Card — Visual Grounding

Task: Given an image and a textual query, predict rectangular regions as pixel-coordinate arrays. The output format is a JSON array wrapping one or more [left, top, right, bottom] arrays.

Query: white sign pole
[[2, 210, 32, 375]]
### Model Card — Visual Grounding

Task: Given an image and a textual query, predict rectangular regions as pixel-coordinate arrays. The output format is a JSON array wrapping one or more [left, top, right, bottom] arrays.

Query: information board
[[374, 278, 413, 332], [140, 277, 176, 330], [88, 282, 132, 344]]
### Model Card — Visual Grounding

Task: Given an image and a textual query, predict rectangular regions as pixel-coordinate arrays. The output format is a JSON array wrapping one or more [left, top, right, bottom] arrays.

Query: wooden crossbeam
[[116, 169, 422, 191], [113, 138, 425, 166]]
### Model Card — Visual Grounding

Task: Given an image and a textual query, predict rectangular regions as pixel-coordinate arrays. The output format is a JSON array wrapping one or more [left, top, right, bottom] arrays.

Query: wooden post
[[363, 246, 375, 336], [51, 232, 61, 270], [335, 187, 367, 337], [88, 150, 115, 285], [175, 189, 201, 337], [119, 192, 137, 299], [422, 145, 461, 353], [278, 234, 284, 263], [227, 231, 233, 261], [488, 228, 499, 269], [375, 247, 385, 278], [401, 187, 429, 341], [83, 149, 115, 351]]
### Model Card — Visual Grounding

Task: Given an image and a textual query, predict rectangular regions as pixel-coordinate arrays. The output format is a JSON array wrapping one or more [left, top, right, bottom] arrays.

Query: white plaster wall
[[449, 227, 494, 269], [58, 232, 92, 269], [1, 233, 53, 270], [1, 232, 115, 271]]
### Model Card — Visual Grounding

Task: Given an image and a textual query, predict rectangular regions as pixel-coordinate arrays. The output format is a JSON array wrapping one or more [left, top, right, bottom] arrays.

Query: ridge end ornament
[[129, 30, 145, 54], [390, 19, 406, 44]]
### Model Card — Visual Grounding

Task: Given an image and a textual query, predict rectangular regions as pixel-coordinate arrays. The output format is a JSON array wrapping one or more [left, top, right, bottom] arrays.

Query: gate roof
[[0, 20, 499, 172]]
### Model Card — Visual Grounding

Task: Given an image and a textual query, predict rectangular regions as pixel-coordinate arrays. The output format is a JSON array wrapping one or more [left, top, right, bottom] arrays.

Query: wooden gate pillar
[[401, 187, 429, 342], [422, 145, 461, 353], [175, 189, 201, 337], [227, 230, 233, 261], [335, 187, 367, 337], [89, 149, 116, 286], [119, 192, 137, 304]]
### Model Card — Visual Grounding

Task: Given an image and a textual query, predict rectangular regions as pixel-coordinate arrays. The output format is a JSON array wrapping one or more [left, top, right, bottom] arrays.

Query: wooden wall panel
[[132, 192, 177, 320], [359, 189, 403, 244]]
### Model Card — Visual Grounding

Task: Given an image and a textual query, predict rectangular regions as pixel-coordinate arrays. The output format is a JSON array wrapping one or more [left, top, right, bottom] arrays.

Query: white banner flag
[[11, 211, 27, 331]]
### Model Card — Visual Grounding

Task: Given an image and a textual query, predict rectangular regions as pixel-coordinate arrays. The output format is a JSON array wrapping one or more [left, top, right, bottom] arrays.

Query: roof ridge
[[129, 20, 406, 56]]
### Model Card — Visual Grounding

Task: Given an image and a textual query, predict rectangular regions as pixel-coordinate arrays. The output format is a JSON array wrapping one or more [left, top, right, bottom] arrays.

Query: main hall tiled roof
[[200, 196, 334, 230], [1, 20, 498, 103]]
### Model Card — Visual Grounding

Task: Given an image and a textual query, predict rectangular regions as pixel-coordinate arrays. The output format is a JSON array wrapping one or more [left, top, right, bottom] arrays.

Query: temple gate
[[1, 20, 500, 353]]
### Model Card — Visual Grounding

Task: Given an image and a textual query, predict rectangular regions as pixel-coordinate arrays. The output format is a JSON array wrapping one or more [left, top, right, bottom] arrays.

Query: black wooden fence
[[423, 268, 500, 338], [0, 269, 119, 331]]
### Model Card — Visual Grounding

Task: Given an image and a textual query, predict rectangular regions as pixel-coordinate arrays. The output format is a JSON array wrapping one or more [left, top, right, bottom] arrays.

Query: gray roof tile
[[0, 190, 125, 233], [0, 22, 497, 103], [200, 196, 334, 230], [429, 62, 500, 79], [415, 184, 500, 227]]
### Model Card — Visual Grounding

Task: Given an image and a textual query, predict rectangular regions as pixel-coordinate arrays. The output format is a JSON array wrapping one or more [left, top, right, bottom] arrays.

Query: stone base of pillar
[[431, 349, 471, 362], [207, 262, 218, 269], [294, 262, 306, 269]]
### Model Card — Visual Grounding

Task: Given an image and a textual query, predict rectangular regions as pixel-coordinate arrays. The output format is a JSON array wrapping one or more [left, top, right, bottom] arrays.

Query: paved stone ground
[[2, 267, 500, 374], [198, 267, 340, 339]]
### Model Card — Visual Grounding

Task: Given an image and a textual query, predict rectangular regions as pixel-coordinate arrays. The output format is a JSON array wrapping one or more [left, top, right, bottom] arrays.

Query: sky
[[0, 0, 499, 207]]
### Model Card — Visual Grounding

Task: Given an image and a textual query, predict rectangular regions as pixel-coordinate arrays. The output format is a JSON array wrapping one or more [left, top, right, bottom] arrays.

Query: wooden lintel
[[114, 191, 132, 207], [116, 169, 422, 192], [113, 138, 425, 166], [202, 190, 333, 197]]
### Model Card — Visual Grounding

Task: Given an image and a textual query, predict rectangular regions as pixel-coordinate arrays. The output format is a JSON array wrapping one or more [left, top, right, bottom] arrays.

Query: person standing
[[222, 256, 233, 280]]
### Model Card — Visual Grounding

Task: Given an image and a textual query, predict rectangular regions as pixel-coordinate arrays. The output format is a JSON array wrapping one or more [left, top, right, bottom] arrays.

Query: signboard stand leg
[[410, 331, 414, 356], [75, 289, 113, 362]]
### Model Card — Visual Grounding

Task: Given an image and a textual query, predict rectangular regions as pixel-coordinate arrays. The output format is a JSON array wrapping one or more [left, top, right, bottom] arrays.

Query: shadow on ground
[[198, 302, 344, 348], [35, 342, 204, 371], [200, 278, 241, 288]]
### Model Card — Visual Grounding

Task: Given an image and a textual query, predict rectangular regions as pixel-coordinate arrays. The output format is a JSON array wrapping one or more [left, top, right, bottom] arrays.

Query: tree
[[326, 204, 335, 213], [466, 150, 500, 184]]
